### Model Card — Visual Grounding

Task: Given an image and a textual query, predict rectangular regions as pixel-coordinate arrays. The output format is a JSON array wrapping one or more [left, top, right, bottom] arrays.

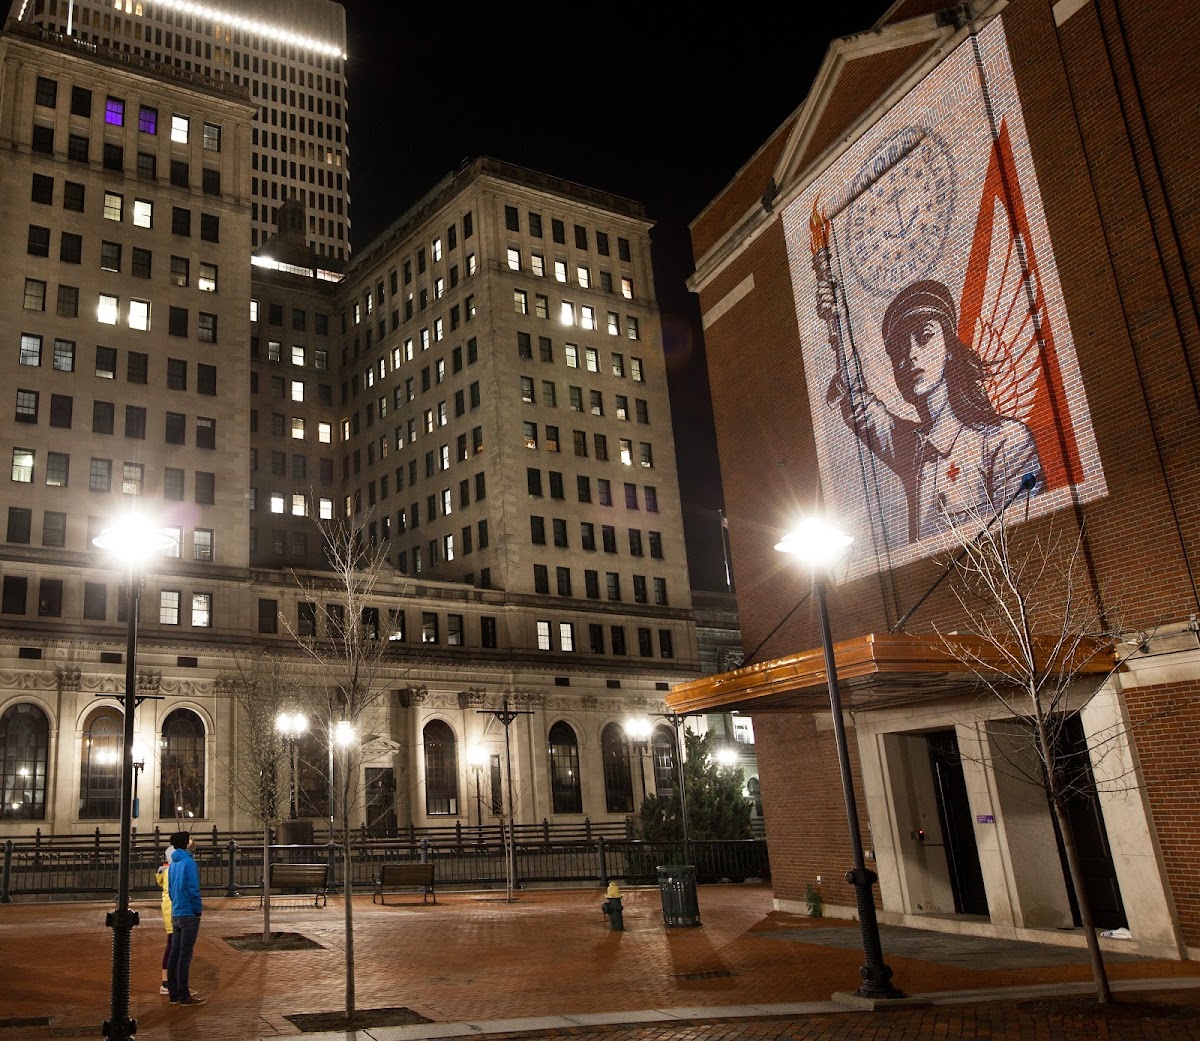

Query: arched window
[[159, 709, 206, 821], [601, 723, 633, 814], [549, 721, 582, 814], [651, 725, 677, 800], [423, 720, 458, 815], [1, 703, 50, 820], [79, 707, 123, 819]]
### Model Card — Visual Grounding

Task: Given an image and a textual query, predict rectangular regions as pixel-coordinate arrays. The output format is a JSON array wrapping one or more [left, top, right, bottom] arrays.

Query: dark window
[[165, 412, 185, 444], [84, 582, 107, 620], [170, 159, 189, 187], [124, 405, 146, 439], [27, 225, 50, 257], [37, 579, 62, 617], [195, 471, 215, 504], [504, 205, 519, 232], [49, 394, 72, 428], [197, 364, 216, 395], [31, 125, 53, 154], [423, 720, 459, 815], [200, 213, 219, 242], [31, 173, 53, 204], [549, 721, 582, 813], [201, 167, 220, 194], [1, 576, 27, 614], [92, 400, 114, 434], [7, 507, 32, 544], [67, 134, 88, 163], [127, 352, 148, 384], [602, 722, 633, 813], [257, 598, 278, 633], [70, 86, 91, 117], [169, 307, 188, 337], [102, 142, 123, 171], [35, 76, 57, 107], [171, 207, 191, 236], [63, 181, 85, 211]]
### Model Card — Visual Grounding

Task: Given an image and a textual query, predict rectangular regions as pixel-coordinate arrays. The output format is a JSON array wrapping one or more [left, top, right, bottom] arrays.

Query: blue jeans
[[168, 915, 200, 1000]]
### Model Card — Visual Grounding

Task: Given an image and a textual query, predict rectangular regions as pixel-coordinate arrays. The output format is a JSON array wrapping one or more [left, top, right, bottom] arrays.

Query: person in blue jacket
[[166, 831, 206, 1006]]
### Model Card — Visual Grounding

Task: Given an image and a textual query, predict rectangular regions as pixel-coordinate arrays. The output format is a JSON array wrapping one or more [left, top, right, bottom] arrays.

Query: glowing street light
[[775, 516, 902, 1000], [275, 711, 309, 819], [92, 512, 176, 1041]]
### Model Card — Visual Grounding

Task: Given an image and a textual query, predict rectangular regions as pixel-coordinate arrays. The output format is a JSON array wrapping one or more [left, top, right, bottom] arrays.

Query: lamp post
[[275, 710, 309, 819], [775, 517, 903, 1000], [622, 717, 652, 810], [130, 742, 147, 820], [93, 512, 176, 1041], [467, 745, 488, 830]]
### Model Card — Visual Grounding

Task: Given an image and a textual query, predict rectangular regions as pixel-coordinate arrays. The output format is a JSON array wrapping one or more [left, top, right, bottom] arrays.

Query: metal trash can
[[656, 864, 701, 927]]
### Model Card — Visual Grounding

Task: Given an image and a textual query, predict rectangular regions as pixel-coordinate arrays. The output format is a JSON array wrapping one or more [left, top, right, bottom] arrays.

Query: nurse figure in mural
[[831, 279, 1041, 544]]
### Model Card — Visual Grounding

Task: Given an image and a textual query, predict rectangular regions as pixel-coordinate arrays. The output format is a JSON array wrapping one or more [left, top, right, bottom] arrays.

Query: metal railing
[[0, 829, 769, 902]]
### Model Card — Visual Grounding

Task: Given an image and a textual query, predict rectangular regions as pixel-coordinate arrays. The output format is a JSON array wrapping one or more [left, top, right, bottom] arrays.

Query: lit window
[[11, 448, 34, 483], [97, 294, 119, 325], [291, 381, 304, 403], [191, 593, 212, 627], [531, 253, 545, 277], [171, 114, 189, 143], [122, 462, 144, 495], [128, 299, 150, 331], [467, 252, 477, 275], [585, 347, 600, 372], [193, 529, 213, 562], [577, 266, 590, 288], [270, 492, 285, 514], [162, 526, 182, 558], [507, 247, 520, 271], [105, 96, 124, 126], [159, 590, 180, 625], [198, 263, 217, 292], [432, 237, 442, 261], [202, 123, 221, 151], [292, 493, 306, 516], [291, 417, 305, 439], [132, 199, 152, 228], [608, 312, 620, 335], [138, 105, 157, 134], [250, 299, 259, 322], [581, 305, 596, 331], [319, 497, 333, 520], [560, 301, 575, 325], [318, 422, 332, 444], [554, 260, 567, 282], [103, 192, 123, 221], [622, 277, 634, 299]]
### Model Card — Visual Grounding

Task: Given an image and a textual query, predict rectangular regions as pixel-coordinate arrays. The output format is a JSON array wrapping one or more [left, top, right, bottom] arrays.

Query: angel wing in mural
[[966, 195, 1042, 427]]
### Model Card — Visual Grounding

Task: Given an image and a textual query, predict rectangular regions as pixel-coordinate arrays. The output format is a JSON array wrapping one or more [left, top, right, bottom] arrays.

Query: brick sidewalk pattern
[[1, 883, 1198, 1039]]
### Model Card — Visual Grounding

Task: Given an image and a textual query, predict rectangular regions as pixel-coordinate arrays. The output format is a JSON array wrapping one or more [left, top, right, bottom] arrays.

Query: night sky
[[338, 4, 887, 591]]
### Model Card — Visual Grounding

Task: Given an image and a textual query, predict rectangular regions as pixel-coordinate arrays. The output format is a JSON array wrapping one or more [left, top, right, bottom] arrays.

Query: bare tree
[[216, 652, 305, 943], [925, 508, 1139, 1004], [282, 512, 405, 1022]]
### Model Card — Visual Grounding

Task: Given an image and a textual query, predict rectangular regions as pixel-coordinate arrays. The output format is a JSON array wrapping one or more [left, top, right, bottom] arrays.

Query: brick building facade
[[669, 0, 1200, 959]]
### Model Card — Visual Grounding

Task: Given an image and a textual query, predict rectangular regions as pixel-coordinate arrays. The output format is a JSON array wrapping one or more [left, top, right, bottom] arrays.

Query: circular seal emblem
[[846, 126, 956, 297]]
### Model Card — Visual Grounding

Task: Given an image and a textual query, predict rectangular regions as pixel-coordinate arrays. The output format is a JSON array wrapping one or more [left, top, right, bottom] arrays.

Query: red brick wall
[[1125, 680, 1200, 945]]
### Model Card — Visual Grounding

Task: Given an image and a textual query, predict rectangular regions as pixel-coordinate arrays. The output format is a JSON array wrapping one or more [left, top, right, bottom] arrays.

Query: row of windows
[[13, 391, 217, 444], [532, 565, 670, 606], [513, 290, 640, 339], [252, 300, 331, 335], [520, 378, 651, 423], [503, 205, 632, 263], [536, 619, 674, 659], [0, 574, 212, 628], [34, 75, 220, 149], [5, 507, 213, 564], [523, 430, 655, 468], [507, 250, 634, 301], [29, 203, 220, 249], [9, 450, 214, 502], [530, 518, 664, 556], [30, 128, 220, 194], [19, 338, 218, 392]]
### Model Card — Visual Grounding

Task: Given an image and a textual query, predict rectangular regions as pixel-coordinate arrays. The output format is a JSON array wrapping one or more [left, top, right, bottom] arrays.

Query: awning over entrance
[[666, 632, 1121, 715]]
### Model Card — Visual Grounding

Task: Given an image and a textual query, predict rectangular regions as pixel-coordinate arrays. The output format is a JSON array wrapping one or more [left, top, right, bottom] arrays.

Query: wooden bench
[[372, 861, 436, 905], [261, 862, 329, 907]]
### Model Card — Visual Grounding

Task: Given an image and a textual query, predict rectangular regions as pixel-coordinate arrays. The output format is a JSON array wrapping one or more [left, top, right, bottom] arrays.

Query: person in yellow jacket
[[154, 842, 174, 997]]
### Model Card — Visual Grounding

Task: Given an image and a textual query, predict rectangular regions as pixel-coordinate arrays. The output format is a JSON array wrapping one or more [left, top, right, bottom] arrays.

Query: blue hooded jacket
[[168, 846, 202, 917]]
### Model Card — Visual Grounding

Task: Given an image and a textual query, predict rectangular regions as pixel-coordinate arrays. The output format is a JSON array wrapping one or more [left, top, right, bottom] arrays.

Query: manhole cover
[[286, 1007, 431, 1031], [224, 931, 324, 952]]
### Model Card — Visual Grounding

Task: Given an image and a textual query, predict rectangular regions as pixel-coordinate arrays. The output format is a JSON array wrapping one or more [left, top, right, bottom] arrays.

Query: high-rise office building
[[10, 0, 351, 259], [0, 22, 711, 835]]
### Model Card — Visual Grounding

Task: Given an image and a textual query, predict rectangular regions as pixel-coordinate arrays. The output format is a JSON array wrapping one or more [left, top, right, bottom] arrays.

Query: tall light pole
[[477, 695, 533, 902], [776, 516, 903, 1000], [93, 512, 176, 1041], [622, 717, 652, 811], [275, 710, 309, 819], [467, 745, 488, 830]]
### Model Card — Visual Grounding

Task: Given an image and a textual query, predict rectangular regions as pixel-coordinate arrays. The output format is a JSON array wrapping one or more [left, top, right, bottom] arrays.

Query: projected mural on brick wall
[[783, 20, 1105, 580]]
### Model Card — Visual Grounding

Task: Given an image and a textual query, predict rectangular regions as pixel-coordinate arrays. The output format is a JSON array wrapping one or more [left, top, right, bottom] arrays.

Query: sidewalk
[[1, 883, 1198, 1040]]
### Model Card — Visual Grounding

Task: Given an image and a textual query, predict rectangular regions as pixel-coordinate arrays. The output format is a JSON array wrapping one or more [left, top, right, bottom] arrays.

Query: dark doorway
[[365, 768, 396, 837], [1048, 714, 1127, 929], [927, 730, 989, 915]]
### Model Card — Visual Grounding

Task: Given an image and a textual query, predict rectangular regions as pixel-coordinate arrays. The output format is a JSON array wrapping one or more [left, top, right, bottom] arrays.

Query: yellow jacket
[[155, 859, 172, 933]]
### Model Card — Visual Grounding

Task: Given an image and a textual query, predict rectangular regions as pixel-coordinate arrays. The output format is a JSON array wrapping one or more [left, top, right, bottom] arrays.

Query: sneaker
[[159, 985, 170, 996], [180, 995, 207, 1006]]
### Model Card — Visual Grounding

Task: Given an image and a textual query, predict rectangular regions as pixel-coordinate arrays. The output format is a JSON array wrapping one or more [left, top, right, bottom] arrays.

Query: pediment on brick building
[[767, 4, 992, 216]]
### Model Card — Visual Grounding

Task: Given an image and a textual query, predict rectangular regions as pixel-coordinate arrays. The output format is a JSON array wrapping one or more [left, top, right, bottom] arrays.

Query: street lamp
[[92, 512, 176, 1041], [775, 516, 903, 1000], [622, 717, 652, 809], [130, 742, 147, 820], [467, 744, 488, 830], [275, 710, 309, 819]]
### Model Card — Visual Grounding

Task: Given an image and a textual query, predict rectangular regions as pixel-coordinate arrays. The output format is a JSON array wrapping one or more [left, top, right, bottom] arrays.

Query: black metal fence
[[0, 825, 769, 902]]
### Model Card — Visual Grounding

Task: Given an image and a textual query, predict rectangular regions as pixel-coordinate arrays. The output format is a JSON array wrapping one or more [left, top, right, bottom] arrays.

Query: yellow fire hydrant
[[601, 881, 624, 931]]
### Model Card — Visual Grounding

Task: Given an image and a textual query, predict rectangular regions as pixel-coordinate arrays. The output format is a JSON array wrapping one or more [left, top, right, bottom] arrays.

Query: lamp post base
[[103, 907, 140, 1039], [846, 866, 905, 1000]]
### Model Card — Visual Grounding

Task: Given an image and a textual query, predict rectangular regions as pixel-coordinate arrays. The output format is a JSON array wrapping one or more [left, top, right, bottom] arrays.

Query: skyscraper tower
[[10, 0, 350, 258]]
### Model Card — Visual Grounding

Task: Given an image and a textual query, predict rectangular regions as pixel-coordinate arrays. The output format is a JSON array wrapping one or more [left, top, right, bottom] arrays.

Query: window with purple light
[[137, 106, 156, 134], [104, 97, 124, 126]]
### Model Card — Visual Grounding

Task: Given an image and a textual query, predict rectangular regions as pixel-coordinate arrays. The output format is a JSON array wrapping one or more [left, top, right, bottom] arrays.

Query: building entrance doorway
[[365, 768, 396, 837], [926, 730, 988, 915], [1049, 714, 1127, 930]]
